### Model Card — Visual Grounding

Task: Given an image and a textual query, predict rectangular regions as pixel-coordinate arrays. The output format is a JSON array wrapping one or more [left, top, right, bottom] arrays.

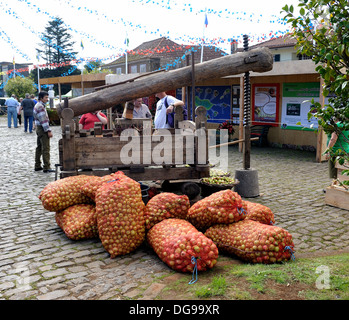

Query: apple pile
[[55, 204, 98, 240], [205, 220, 294, 264], [187, 190, 246, 230], [39, 175, 94, 212], [144, 193, 190, 230], [242, 200, 275, 225], [147, 218, 218, 273]]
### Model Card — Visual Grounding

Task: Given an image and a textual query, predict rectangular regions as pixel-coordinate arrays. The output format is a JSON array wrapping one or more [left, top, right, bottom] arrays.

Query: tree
[[32, 17, 80, 95], [4, 77, 36, 98], [282, 0, 349, 183], [82, 60, 114, 74], [37, 17, 78, 65], [83, 60, 102, 74]]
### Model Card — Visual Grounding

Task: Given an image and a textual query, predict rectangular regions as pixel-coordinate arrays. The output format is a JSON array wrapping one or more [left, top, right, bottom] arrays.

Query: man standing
[[20, 93, 35, 133], [133, 98, 152, 119], [33, 91, 54, 173], [154, 92, 185, 129], [5, 94, 20, 128]]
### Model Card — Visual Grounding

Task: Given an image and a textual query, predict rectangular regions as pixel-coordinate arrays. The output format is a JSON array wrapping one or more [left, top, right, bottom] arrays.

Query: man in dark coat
[[20, 93, 35, 133]]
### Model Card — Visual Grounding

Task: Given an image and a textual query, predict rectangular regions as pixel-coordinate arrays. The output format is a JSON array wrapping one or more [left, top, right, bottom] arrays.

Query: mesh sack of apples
[[39, 175, 95, 212], [143, 193, 190, 230], [40, 173, 146, 259], [40, 173, 294, 266], [186, 189, 246, 230], [242, 200, 275, 225], [55, 204, 98, 240], [205, 219, 295, 264], [147, 218, 219, 272], [95, 174, 146, 258]]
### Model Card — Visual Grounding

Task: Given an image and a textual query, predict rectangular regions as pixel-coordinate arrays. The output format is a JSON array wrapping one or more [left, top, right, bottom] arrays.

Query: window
[[140, 64, 147, 73], [297, 54, 312, 60], [273, 54, 280, 62], [131, 65, 137, 73], [116, 68, 122, 75]]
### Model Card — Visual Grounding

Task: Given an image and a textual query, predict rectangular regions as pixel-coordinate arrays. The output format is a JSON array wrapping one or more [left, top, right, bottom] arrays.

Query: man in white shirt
[[5, 94, 20, 128], [154, 92, 184, 129]]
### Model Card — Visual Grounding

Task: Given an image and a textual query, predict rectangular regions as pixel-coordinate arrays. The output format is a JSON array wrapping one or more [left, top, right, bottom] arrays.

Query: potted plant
[[217, 121, 235, 141]]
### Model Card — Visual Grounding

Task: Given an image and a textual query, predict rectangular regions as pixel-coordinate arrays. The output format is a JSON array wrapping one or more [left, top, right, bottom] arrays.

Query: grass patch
[[229, 253, 349, 299], [231, 263, 290, 293], [156, 253, 349, 300], [195, 275, 227, 298]]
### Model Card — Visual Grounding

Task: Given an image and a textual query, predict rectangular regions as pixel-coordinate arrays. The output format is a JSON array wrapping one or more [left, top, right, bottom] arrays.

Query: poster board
[[252, 83, 280, 126], [281, 82, 321, 130], [177, 86, 231, 123]]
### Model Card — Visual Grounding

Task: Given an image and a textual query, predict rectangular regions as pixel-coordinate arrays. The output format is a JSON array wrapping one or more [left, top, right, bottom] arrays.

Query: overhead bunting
[[1, 0, 293, 78]]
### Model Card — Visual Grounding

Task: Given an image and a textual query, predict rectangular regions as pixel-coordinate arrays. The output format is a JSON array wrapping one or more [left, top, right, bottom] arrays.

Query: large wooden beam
[[57, 47, 273, 118]]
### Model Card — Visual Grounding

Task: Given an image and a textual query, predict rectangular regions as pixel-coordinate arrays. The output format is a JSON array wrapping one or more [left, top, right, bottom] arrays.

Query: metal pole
[[201, 9, 207, 63], [37, 64, 40, 93], [191, 52, 195, 121], [186, 54, 191, 120], [81, 70, 84, 96], [125, 50, 128, 75], [243, 34, 251, 170]]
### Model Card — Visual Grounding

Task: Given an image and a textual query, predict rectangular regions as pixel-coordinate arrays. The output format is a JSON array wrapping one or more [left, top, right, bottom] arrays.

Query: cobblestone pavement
[[0, 115, 348, 300]]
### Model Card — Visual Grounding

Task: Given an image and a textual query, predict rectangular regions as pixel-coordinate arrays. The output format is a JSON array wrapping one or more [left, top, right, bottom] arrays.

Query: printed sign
[[252, 84, 279, 126], [281, 82, 321, 130]]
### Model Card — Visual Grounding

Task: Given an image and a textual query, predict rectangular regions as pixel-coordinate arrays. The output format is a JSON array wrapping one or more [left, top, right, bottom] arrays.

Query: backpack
[[164, 96, 188, 128]]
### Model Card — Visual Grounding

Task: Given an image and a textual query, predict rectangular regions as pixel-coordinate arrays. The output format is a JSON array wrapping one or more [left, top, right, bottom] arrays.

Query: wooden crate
[[335, 162, 349, 182], [325, 181, 349, 211]]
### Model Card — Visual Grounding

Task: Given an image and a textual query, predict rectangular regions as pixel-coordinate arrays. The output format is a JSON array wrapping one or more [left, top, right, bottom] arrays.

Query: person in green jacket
[[326, 122, 349, 179]]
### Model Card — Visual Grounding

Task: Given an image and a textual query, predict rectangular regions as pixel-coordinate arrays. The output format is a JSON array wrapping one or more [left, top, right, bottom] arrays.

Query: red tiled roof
[[249, 34, 297, 49], [106, 37, 226, 67]]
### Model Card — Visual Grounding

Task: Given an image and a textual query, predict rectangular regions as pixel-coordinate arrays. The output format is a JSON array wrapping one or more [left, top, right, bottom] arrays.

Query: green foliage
[[83, 60, 101, 74], [46, 107, 60, 125], [4, 76, 36, 98], [282, 0, 349, 176], [195, 275, 227, 297], [37, 16, 78, 65], [32, 17, 79, 95], [82, 60, 114, 74]]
